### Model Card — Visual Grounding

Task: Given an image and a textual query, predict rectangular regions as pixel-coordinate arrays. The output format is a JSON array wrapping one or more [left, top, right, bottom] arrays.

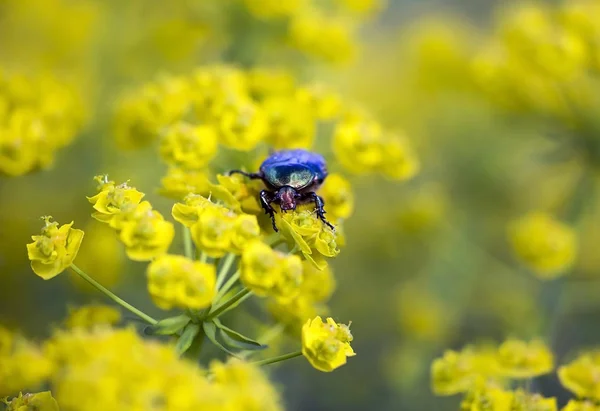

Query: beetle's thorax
[[276, 186, 298, 211]]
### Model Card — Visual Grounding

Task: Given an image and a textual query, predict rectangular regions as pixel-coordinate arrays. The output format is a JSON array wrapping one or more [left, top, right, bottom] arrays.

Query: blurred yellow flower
[[299, 260, 336, 303], [333, 113, 385, 174], [209, 358, 283, 411], [215, 97, 267, 151], [431, 346, 499, 396], [496, 339, 554, 378], [242, 0, 305, 20], [87, 175, 145, 225], [319, 173, 354, 222], [118, 202, 175, 261], [295, 83, 342, 120], [397, 184, 446, 235], [159, 167, 212, 200], [563, 400, 600, 411], [73, 221, 124, 289], [159, 122, 218, 169], [558, 351, 600, 400], [64, 304, 121, 330], [4, 391, 59, 411], [301, 316, 355, 372], [508, 212, 577, 278], [262, 96, 315, 149], [172, 194, 218, 227], [0, 326, 53, 397], [268, 296, 324, 335], [460, 382, 513, 411], [26, 217, 84, 280], [241, 241, 304, 301], [397, 284, 451, 343], [147, 255, 216, 310]]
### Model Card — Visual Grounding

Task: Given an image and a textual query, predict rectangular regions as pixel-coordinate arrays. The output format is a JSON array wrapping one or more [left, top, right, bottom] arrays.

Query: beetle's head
[[276, 186, 299, 212]]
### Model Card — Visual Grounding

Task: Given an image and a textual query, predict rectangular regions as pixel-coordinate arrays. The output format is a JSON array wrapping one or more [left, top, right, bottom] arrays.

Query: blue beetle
[[229, 149, 334, 232]]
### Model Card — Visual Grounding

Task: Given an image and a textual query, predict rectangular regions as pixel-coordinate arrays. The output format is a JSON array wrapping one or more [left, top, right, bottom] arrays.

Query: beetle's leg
[[227, 170, 263, 180], [304, 192, 335, 231], [260, 190, 279, 232]]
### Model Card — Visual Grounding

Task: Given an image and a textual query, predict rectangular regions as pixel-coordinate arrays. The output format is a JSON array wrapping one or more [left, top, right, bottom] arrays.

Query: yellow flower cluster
[[508, 211, 577, 279], [3, 391, 59, 411], [41, 326, 283, 411], [301, 316, 355, 372], [0, 326, 53, 397], [461, 382, 557, 411], [431, 339, 554, 396], [559, 350, 600, 400], [333, 111, 419, 180], [88, 176, 174, 261], [114, 65, 417, 187], [240, 0, 382, 64], [26, 217, 84, 280], [241, 241, 303, 301], [172, 194, 260, 258], [147, 255, 216, 310], [471, 0, 600, 131], [0, 70, 85, 176], [64, 304, 121, 330]]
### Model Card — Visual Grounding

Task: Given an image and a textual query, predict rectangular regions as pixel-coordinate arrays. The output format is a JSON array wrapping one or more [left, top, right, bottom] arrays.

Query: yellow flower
[[0, 326, 53, 397], [508, 212, 577, 278], [159, 122, 218, 169], [4, 391, 59, 411], [276, 205, 341, 265], [268, 296, 323, 335], [510, 390, 557, 411], [230, 214, 262, 253], [208, 174, 263, 215], [302, 316, 355, 372], [172, 194, 218, 227], [242, 0, 305, 19], [397, 184, 446, 235], [147, 254, 216, 310], [241, 241, 304, 301], [296, 83, 342, 121], [332, 114, 386, 174], [26, 216, 84, 280], [563, 400, 600, 411], [431, 346, 499, 396], [319, 173, 354, 222], [558, 351, 600, 400], [191, 206, 236, 258], [397, 283, 451, 343], [289, 11, 356, 64], [64, 304, 121, 330], [72, 221, 124, 289], [214, 96, 267, 151], [335, 0, 385, 16], [261, 96, 316, 149], [209, 359, 283, 411], [118, 202, 175, 261], [247, 67, 296, 100], [158, 167, 212, 200], [379, 133, 419, 181], [87, 175, 145, 225], [496, 339, 554, 378], [299, 260, 336, 303], [460, 381, 512, 411]]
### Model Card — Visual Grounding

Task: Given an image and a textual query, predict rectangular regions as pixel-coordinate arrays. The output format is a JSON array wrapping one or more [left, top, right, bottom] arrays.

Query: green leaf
[[175, 323, 200, 356], [213, 318, 266, 351], [203, 321, 239, 357], [145, 314, 191, 336]]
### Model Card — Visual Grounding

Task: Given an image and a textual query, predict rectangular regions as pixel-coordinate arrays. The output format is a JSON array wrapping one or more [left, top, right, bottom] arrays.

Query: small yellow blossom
[[242, 0, 304, 20], [299, 261, 336, 303], [397, 184, 446, 235], [302, 316, 355, 372], [0, 326, 53, 397], [209, 359, 283, 411], [508, 212, 577, 278], [268, 297, 324, 335], [158, 167, 212, 200], [247, 67, 296, 100], [379, 133, 420, 181], [335, 0, 385, 16], [319, 173, 354, 222], [496, 339, 554, 378], [208, 174, 263, 215], [87, 175, 145, 225], [64, 304, 121, 330], [241, 241, 304, 301], [26, 217, 84, 280], [118, 202, 175, 261], [147, 255, 216, 310], [431, 346, 499, 396], [333, 114, 386, 174], [296, 83, 342, 121], [460, 382, 513, 411], [159, 122, 218, 169], [214, 96, 267, 151], [563, 400, 600, 411], [4, 391, 59, 411], [262, 96, 315, 149], [558, 351, 600, 400], [172, 194, 218, 227], [397, 284, 451, 343]]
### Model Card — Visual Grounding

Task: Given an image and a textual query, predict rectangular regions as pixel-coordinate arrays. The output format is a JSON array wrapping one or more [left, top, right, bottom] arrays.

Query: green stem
[[239, 323, 285, 360], [70, 264, 158, 325], [216, 253, 236, 290], [252, 350, 303, 366], [183, 227, 194, 260], [199, 251, 208, 264], [207, 287, 252, 320], [214, 270, 240, 303]]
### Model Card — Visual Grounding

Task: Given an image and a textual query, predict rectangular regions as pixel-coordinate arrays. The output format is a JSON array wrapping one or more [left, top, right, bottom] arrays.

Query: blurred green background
[[2, 0, 600, 409]]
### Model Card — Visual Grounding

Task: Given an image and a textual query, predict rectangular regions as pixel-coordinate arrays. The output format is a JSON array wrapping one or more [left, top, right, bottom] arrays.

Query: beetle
[[228, 149, 334, 232]]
